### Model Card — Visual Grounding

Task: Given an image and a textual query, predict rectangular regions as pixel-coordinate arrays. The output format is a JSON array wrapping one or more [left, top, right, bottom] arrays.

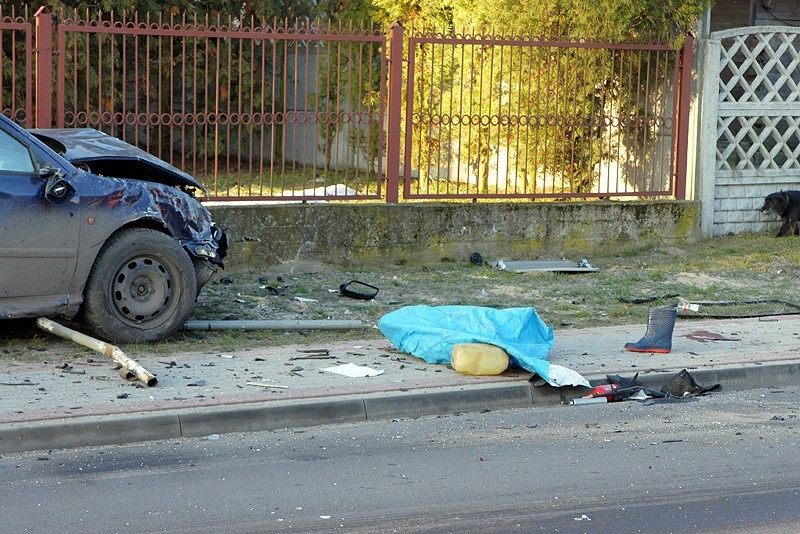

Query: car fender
[[70, 177, 225, 300]]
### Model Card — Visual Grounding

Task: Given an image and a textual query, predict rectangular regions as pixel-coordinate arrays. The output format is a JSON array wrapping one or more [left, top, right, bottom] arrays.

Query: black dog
[[761, 190, 800, 237]]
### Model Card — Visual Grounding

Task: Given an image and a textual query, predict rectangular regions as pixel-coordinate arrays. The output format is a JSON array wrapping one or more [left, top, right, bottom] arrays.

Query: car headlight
[[194, 246, 214, 258]]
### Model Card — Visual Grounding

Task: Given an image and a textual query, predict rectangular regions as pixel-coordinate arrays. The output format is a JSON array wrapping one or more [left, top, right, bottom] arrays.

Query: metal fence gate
[[700, 26, 800, 236], [401, 28, 692, 201]]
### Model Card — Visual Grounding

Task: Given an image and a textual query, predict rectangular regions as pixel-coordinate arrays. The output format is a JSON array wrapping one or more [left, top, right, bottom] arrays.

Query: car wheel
[[83, 228, 197, 343]]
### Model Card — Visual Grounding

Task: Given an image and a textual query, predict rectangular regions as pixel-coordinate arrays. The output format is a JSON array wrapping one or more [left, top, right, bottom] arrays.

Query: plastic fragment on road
[[339, 280, 380, 300], [321, 362, 385, 378], [378, 305, 589, 387], [548, 364, 590, 388], [246, 381, 289, 389], [661, 369, 721, 396]]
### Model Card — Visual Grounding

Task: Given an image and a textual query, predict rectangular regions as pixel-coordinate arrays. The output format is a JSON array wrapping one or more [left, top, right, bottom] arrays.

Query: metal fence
[[401, 28, 692, 200], [2, 8, 692, 202], [0, 6, 33, 127], [42, 10, 387, 201]]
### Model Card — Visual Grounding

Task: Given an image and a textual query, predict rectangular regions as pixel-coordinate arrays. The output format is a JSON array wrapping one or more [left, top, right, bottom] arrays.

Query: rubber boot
[[624, 306, 676, 353]]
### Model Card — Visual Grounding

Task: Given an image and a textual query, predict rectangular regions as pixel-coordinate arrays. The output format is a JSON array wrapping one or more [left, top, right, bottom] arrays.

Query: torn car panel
[[147, 183, 227, 266], [75, 177, 226, 268], [29, 128, 206, 192]]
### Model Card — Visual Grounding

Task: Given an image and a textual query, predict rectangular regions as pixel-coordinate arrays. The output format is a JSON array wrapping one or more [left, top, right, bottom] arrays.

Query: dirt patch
[[674, 272, 732, 289]]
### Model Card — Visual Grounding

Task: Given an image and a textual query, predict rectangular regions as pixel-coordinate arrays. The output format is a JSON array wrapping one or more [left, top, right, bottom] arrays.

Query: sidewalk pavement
[[2, 315, 800, 454]]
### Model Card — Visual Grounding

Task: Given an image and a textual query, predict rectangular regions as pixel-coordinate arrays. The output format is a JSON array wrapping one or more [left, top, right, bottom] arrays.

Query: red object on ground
[[582, 384, 619, 401]]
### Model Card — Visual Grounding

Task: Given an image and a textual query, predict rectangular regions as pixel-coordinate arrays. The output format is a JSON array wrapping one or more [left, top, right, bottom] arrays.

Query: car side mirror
[[38, 164, 60, 179], [43, 172, 76, 206]]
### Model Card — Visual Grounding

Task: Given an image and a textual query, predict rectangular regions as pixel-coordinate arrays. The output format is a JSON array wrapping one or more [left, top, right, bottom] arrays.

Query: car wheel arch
[[81, 219, 212, 308], [80, 218, 177, 277]]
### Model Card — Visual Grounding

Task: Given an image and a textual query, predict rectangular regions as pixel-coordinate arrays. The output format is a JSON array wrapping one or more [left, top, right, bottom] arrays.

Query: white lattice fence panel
[[716, 29, 800, 175], [718, 31, 800, 104], [718, 116, 800, 171], [701, 27, 800, 236]]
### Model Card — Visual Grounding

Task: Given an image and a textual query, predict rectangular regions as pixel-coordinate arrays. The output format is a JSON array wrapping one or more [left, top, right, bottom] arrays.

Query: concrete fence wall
[[207, 201, 702, 270]]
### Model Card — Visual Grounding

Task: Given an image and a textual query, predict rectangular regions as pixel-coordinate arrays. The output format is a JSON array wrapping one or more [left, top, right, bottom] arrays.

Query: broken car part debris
[[568, 370, 721, 405], [290, 355, 336, 360], [470, 252, 485, 266], [36, 317, 158, 387], [661, 369, 722, 396], [262, 285, 290, 295], [339, 280, 380, 300], [570, 397, 608, 405], [495, 260, 599, 273]]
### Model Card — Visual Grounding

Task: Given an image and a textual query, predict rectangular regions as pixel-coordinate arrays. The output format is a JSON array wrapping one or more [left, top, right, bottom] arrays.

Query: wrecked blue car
[[0, 114, 228, 343]]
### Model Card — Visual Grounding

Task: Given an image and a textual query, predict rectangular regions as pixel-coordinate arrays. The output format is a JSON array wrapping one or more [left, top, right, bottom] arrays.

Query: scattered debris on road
[[246, 381, 289, 389], [321, 362, 384, 377], [568, 369, 721, 406]]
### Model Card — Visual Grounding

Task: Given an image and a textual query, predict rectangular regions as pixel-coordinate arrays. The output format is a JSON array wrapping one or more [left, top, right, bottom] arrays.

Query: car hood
[[29, 128, 207, 192]]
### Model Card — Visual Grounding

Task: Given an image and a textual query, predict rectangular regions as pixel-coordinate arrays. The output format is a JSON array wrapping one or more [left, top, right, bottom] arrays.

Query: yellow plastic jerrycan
[[451, 343, 509, 376]]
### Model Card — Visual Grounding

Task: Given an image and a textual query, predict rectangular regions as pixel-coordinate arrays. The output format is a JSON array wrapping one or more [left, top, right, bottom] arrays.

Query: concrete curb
[[2, 362, 800, 454]]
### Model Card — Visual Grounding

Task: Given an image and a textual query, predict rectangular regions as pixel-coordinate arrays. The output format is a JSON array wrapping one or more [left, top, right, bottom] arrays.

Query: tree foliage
[[369, 0, 711, 43]]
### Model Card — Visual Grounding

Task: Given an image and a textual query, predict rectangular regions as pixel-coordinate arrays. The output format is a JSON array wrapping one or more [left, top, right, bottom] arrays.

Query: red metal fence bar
[[0, 6, 33, 127], [402, 27, 689, 200], [673, 33, 694, 201], [33, 7, 50, 128], [384, 22, 403, 203]]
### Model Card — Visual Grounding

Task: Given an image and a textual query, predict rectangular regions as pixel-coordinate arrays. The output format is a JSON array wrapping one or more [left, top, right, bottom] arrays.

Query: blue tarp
[[378, 305, 554, 381]]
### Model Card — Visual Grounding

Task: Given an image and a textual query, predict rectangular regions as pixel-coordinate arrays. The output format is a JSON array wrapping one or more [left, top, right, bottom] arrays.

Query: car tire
[[83, 227, 197, 343]]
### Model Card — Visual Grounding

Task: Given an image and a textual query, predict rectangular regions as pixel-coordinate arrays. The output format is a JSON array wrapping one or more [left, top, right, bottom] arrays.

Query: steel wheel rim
[[111, 255, 174, 324]]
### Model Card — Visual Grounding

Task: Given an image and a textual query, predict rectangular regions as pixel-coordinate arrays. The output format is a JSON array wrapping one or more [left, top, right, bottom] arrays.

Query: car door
[[0, 123, 80, 314]]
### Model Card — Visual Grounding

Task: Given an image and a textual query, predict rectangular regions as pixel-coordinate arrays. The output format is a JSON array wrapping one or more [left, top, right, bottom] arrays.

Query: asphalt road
[[1, 385, 799, 533]]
